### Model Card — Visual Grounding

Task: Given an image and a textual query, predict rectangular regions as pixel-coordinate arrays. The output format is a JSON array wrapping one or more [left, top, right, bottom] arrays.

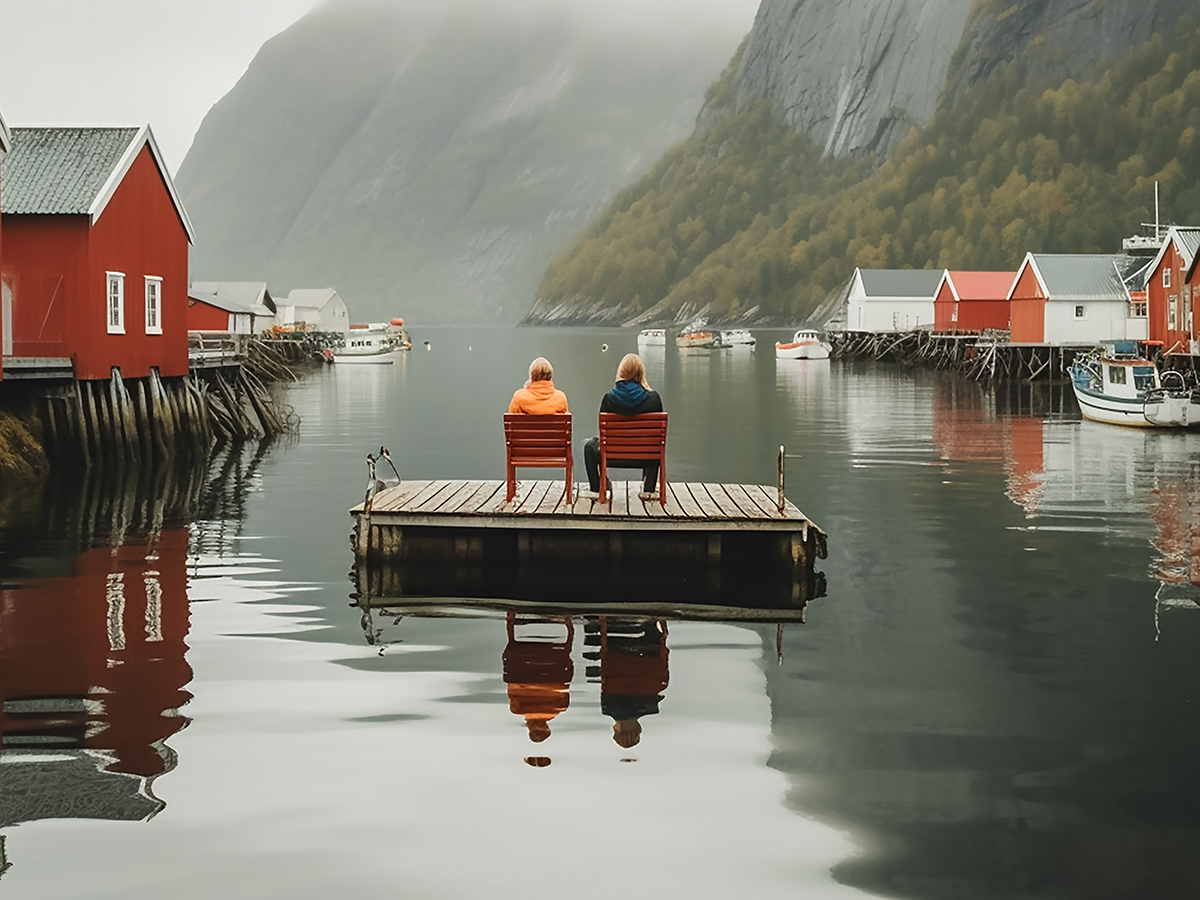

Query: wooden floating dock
[[350, 479, 828, 608]]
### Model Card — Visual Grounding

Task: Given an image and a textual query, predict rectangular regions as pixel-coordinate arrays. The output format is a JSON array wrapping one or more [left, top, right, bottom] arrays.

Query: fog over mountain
[[176, 0, 755, 324]]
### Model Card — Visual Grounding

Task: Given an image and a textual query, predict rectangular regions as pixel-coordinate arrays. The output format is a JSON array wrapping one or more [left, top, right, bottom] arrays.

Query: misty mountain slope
[[176, 3, 745, 324], [529, 1, 1200, 325]]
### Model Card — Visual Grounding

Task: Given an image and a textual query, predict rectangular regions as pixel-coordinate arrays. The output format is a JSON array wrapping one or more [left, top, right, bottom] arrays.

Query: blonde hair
[[528, 357, 554, 383], [615, 353, 651, 390]]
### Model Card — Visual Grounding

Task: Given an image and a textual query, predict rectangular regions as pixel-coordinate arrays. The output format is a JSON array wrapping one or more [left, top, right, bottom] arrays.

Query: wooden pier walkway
[[354, 479, 816, 532]]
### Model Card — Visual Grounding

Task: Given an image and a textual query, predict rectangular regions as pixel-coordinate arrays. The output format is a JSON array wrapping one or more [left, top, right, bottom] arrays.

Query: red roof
[[945, 271, 1016, 301]]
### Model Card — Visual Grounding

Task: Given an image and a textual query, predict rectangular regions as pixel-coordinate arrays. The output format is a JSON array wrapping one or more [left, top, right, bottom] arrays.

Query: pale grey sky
[[0, 0, 759, 175]]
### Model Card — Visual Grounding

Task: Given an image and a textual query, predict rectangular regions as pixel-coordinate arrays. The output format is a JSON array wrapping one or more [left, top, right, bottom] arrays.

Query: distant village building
[[846, 268, 942, 332], [933, 270, 1016, 333], [0, 125, 194, 380], [1008, 253, 1145, 345], [189, 281, 276, 332], [1142, 226, 1200, 353], [186, 288, 254, 334], [0, 107, 9, 382], [275, 288, 349, 332]]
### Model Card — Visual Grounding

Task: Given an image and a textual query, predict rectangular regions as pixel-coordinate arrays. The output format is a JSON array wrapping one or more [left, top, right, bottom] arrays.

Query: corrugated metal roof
[[188, 289, 256, 316], [191, 281, 274, 316], [946, 271, 1015, 301], [858, 269, 943, 298], [1030, 254, 1136, 301], [0, 127, 139, 214], [1172, 228, 1200, 267]]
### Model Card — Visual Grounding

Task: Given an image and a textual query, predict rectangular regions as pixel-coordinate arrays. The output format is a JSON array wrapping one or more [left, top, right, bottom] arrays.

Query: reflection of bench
[[599, 412, 668, 507], [504, 414, 573, 504]]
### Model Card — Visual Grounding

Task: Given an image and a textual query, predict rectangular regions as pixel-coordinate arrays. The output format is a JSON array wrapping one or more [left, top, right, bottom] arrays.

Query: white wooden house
[[846, 268, 942, 332]]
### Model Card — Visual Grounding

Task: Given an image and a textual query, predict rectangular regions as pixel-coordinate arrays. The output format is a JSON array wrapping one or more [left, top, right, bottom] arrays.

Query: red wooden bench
[[504, 414, 573, 504], [598, 412, 668, 508]]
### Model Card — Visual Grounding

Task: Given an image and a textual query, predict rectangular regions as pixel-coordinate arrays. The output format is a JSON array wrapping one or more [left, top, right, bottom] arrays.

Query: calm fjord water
[[2, 326, 1199, 899]]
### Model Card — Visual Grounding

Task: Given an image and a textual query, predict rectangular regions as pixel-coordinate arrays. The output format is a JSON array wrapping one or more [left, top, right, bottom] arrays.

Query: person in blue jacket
[[582, 353, 664, 499]]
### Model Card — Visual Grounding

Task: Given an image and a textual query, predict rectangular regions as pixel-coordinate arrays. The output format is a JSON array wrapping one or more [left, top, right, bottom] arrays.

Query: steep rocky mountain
[[528, 0, 1199, 326], [175, 1, 747, 324]]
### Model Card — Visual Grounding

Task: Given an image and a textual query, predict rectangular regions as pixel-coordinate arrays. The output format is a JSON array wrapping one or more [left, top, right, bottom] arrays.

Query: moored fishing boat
[[676, 330, 718, 349], [722, 328, 756, 347], [775, 329, 832, 360], [637, 328, 667, 346], [1069, 342, 1200, 427]]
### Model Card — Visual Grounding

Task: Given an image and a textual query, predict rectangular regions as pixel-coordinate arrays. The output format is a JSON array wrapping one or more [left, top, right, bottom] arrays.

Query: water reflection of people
[[502, 612, 574, 743], [593, 616, 669, 748]]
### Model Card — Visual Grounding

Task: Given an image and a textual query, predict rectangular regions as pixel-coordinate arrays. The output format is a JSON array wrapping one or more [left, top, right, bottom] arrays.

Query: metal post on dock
[[778, 445, 785, 514]]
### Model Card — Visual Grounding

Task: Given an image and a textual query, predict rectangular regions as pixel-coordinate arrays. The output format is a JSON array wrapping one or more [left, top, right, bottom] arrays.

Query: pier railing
[[188, 331, 249, 369]]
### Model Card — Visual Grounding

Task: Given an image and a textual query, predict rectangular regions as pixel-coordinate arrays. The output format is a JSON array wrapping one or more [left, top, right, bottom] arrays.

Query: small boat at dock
[[1069, 342, 1200, 427], [637, 328, 667, 346], [722, 329, 756, 347], [775, 329, 832, 360], [676, 330, 718, 349], [335, 319, 411, 364]]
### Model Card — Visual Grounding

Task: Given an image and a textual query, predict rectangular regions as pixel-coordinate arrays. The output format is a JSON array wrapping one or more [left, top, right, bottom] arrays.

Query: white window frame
[[1163, 268, 1172, 288], [1131, 300, 1148, 318], [1074, 304, 1086, 319], [106, 271, 125, 334], [144, 276, 163, 335], [1169, 295, 1178, 330]]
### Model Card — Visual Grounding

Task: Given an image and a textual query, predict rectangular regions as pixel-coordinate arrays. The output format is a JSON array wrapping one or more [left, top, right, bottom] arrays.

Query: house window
[[1131, 300, 1148, 317], [107, 272, 125, 334], [1164, 268, 1172, 288], [1074, 305, 1086, 319], [1169, 296, 1178, 330], [145, 276, 163, 334]]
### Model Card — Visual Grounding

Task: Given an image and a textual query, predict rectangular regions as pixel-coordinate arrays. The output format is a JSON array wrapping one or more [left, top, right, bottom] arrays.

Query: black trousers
[[583, 436, 659, 493]]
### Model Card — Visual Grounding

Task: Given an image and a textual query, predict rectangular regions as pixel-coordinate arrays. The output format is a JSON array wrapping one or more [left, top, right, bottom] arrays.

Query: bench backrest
[[504, 414, 572, 463], [598, 412, 668, 459]]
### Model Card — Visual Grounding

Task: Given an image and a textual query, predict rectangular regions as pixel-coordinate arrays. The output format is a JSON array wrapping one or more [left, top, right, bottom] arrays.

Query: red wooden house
[[933, 270, 1016, 333], [1143, 226, 1200, 353], [0, 125, 195, 381], [0, 108, 10, 381]]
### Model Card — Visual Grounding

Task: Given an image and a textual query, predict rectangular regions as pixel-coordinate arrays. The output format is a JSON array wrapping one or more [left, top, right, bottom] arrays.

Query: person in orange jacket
[[508, 357, 569, 415]]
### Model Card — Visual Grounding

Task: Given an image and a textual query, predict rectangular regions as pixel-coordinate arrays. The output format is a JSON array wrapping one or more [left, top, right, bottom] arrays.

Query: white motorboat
[[722, 328, 756, 347], [676, 330, 718, 349], [335, 330, 400, 364], [637, 328, 667, 346], [1069, 342, 1200, 427], [775, 329, 832, 360]]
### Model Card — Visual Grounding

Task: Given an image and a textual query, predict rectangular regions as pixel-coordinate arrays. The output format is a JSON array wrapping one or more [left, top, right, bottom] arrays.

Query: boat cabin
[[1073, 341, 1162, 398]]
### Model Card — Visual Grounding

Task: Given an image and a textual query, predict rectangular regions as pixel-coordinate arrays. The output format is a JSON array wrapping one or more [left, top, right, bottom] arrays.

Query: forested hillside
[[529, 16, 1200, 326]]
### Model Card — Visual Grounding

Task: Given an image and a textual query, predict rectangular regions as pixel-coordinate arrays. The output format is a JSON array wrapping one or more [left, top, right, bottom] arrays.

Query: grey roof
[[190, 281, 275, 316], [1, 127, 140, 214], [188, 288, 256, 316], [857, 268, 943, 298], [286, 288, 340, 309], [1029, 254, 1137, 301], [1171, 227, 1200, 267]]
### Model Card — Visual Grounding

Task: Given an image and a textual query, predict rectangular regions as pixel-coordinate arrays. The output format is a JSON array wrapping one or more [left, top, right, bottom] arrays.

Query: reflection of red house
[[0, 530, 192, 777], [1144, 226, 1200, 353], [0, 126, 195, 380], [933, 270, 1015, 333], [1005, 417, 1045, 514], [932, 379, 1006, 464]]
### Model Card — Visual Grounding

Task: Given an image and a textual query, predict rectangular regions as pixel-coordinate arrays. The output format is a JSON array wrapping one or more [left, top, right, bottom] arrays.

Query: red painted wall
[[0, 215, 87, 359], [1, 142, 190, 380], [0, 530, 191, 777], [0, 159, 4, 381], [1009, 264, 1046, 343], [85, 145, 189, 380], [934, 281, 955, 331], [186, 299, 231, 331], [1147, 244, 1192, 351]]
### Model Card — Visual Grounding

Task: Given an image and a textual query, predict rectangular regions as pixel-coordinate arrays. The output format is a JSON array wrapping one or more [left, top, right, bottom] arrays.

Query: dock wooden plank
[[536, 482, 570, 515], [723, 483, 768, 519], [412, 480, 464, 513], [520, 481, 554, 514], [398, 480, 454, 512], [684, 483, 723, 518], [660, 484, 687, 518], [570, 484, 603, 516], [459, 481, 504, 514], [627, 481, 649, 518], [740, 484, 785, 518], [482, 479, 538, 513], [703, 483, 747, 518], [669, 483, 705, 518], [437, 480, 486, 514], [373, 480, 432, 512], [611, 481, 629, 517]]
